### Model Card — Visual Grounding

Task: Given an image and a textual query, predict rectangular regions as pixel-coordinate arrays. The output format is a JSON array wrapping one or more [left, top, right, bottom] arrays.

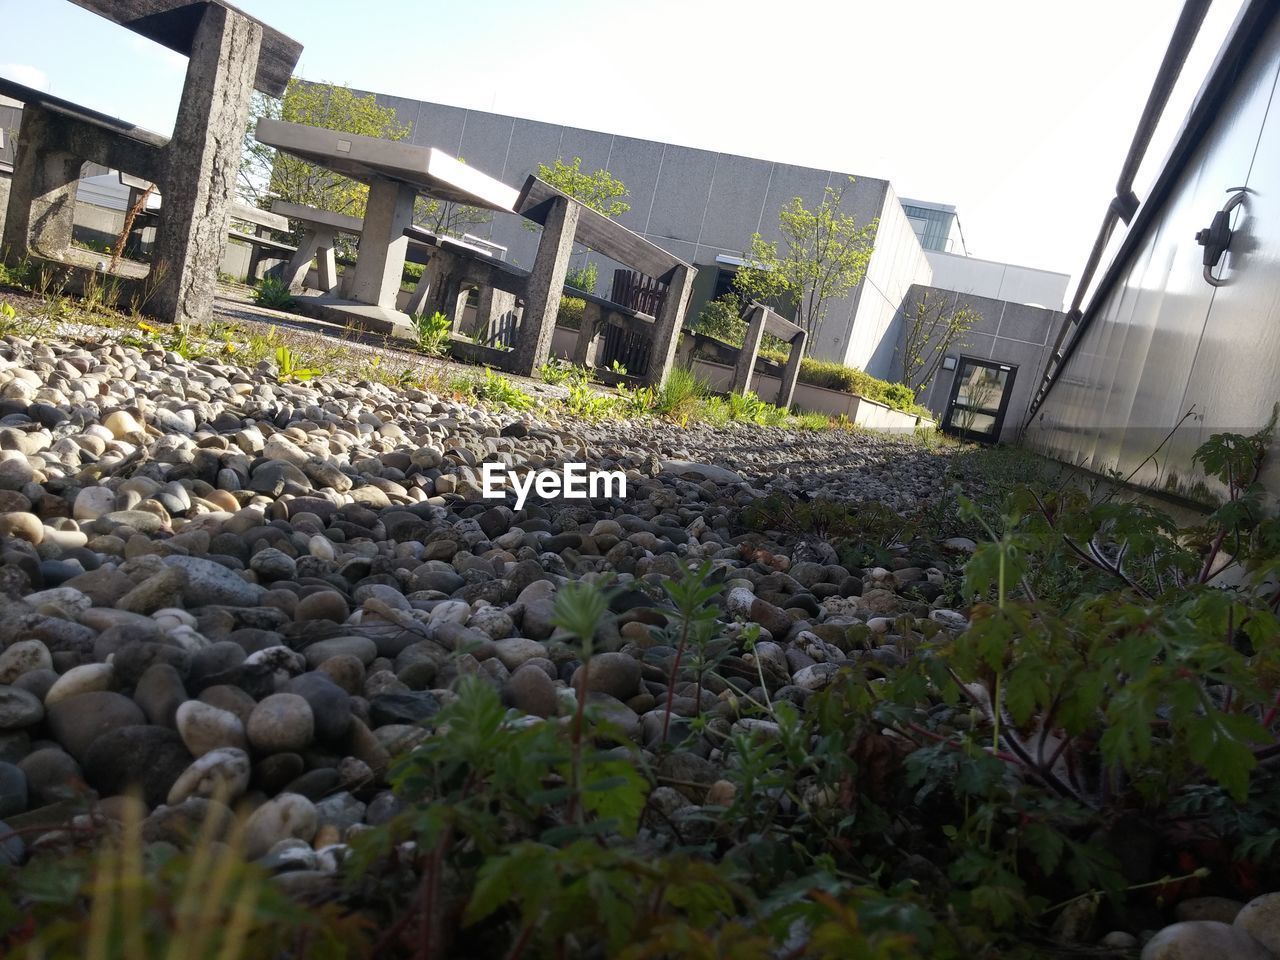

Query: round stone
[[1141, 921, 1272, 959], [82, 725, 192, 808], [303, 636, 377, 668], [0, 686, 44, 730], [246, 693, 314, 754], [571, 652, 641, 702], [162, 556, 264, 607], [73, 486, 117, 521], [242, 792, 318, 859], [294, 591, 349, 623], [0, 640, 53, 684], [0, 512, 43, 544], [249, 548, 297, 582], [166, 747, 252, 806], [44, 662, 115, 706], [18, 747, 83, 805], [1236, 892, 1280, 954], [0, 761, 27, 817], [46, 691, 146, 762], [505, 663, 558, 718], [175, 700, 248, 756]]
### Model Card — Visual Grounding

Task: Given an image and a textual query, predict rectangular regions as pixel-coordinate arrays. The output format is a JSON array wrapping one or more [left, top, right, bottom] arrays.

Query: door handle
[[1195, 187, 1250, 287]]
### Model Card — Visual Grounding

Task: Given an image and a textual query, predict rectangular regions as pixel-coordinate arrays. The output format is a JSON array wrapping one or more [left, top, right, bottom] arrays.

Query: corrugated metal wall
[[1024, 10, 1280, 502]]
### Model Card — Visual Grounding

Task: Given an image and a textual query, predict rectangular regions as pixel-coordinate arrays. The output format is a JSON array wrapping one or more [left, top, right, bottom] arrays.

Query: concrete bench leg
[[150, 4, 263, 325], [572, 316, 600, 367], [732, 304, 767, 395], [283, 228, 334, 293], [349, 178, 415, 308], [643, 264, 694, 387], [778, 330, 807, 411], [513, 196, 579, 377], [1, 105, 82, 262]]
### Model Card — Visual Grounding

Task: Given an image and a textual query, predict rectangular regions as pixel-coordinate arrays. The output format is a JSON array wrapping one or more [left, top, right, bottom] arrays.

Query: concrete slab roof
[[254, 119, 520, 213]]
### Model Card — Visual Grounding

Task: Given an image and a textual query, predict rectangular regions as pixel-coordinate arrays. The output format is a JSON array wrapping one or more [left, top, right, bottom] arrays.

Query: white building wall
[[924, 250, 1069, 309], [840, 183, 933, 378]]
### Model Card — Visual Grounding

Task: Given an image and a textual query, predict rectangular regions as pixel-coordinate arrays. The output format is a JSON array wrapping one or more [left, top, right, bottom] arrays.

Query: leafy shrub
[[410, 310, 451, 356], [565, 262, 597, 295], [556, 295, 585, 330], [400, 261, 424, 288], [758, 352, 924, 415], [564, 381, 620, 420], [693, 293, 747, 345], [251, 276, 295, 311]]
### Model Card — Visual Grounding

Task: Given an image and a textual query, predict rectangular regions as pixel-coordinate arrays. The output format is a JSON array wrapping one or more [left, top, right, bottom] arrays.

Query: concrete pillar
[[778, 329, 807, 411], [405, 253, 447, 316], [476, 286, 517, 345], [150, 4, 262, 324], [512, 196, 579, 377], [348, 178, 415, 308], [285, 230, 327, 293], [732, 304, 767, 395], [643, 264, 694, 387], [2, 105, 82, 262], [572, 311, 600, 367]]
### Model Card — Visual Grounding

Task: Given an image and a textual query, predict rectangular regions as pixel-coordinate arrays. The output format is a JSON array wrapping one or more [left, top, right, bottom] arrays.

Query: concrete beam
[[732, 304, 768, 396], [777, 330, 807, 411], [149, 3, 261, 325], [512, 195, 579, 377], [1, 106, 82, 261], [643, 263, 695, 387]]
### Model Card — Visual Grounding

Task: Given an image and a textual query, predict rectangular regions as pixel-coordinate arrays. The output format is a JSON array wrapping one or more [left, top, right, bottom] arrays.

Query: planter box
[[689, 357, 934, 433]]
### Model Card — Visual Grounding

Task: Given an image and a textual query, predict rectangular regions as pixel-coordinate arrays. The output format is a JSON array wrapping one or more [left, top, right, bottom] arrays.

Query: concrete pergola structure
[[252, 118, 519, 339], [734, 302, 808, 411], [0, 0, 301, 324], [512, 176, 695, 387]]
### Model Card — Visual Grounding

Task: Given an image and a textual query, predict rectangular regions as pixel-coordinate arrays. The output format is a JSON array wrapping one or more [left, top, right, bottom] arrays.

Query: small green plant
[[275, 345, 321, 382], [616, 382, 656, 417], [565, 380, 619, 420], [252, 276, 295, 311], [608, 358, 628, 377], [410, 310, 452, 356], [0, 301, 16, 336], [539, 359, 591, 387], [471, 367, 536, 410], [653, 367, 707, 426]]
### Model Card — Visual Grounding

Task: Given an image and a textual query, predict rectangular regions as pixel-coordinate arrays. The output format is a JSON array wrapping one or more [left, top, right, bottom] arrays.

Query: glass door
[[942, 358, 1017, 443]]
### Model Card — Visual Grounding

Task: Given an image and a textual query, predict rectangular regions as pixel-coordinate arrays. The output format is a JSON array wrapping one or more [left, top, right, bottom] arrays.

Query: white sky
[[0, 0, 1249, 291]]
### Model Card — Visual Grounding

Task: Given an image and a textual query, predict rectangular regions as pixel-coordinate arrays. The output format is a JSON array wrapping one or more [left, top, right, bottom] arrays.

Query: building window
[[712, 267, 738, 302]]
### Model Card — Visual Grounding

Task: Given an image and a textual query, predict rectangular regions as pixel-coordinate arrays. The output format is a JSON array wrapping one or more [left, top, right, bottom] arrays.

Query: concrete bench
[[1, 1, 300, 324], [514, 175, 696, 387], [252, 118, 517, 338], [733, 302, 808, 411]]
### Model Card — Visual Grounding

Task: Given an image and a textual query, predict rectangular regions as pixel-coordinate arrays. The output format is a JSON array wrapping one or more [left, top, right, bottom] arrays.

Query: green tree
[[536, 156, 630, 218], [899, 290, 981, 393], [239, 79, 411, 221], [531, 156, 630, 287], [734, 177, 876, 340]]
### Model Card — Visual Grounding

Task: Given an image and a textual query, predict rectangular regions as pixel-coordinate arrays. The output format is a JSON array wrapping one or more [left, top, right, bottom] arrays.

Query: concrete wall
[[1024, 7, 1280, 502], [924, 250, 1069, 309], [842, 182, 933, 377], [899, 282, 1061, 442]]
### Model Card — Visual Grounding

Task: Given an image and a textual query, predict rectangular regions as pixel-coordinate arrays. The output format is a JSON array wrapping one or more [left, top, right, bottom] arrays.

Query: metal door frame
[[942, 356, 1018, 443]]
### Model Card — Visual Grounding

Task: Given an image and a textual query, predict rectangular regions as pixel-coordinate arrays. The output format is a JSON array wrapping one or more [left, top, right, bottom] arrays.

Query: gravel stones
[[572, 652, 641, 702], [167, 747, 252, 805]]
